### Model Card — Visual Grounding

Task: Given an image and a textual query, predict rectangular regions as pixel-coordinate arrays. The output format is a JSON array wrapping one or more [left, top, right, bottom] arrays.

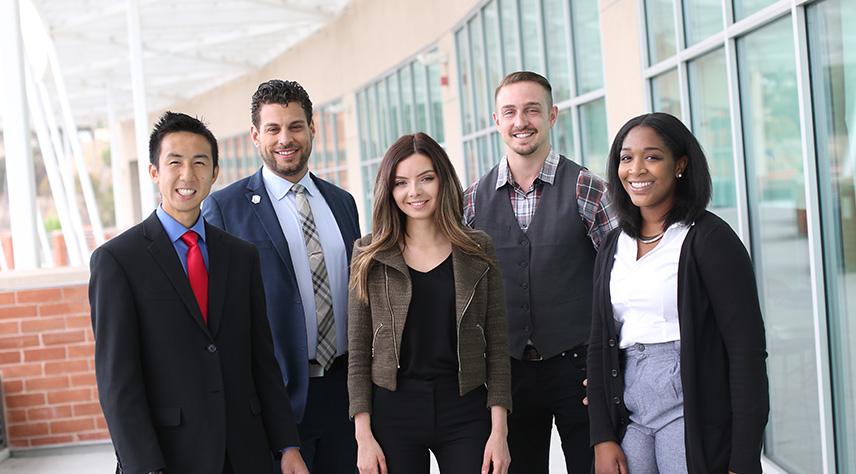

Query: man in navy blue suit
[[203, 80, 360, 473]]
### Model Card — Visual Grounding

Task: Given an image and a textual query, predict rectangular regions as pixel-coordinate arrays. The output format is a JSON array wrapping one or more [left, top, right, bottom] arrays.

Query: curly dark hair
[[250, 79, 313, 127], [606, 112, 712, 238], [148, 111, 218, 169]]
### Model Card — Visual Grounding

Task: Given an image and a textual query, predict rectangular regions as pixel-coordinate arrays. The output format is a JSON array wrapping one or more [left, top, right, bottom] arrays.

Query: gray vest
[[472, 156, 596, 360]]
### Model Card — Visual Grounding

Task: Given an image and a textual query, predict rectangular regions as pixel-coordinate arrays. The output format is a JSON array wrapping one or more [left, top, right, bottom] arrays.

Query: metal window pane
[[500, 0, 522, 72], [413, 63, 429, 133], [553, 107, 575, 157], [399, 64, 415, 133], [387, 74, 400, 140], [645, 0, 676, 65], [377, 80, 390, 152], [469, 15, 489, 130], [651, 68, 681, 119], [579, 98, 608, 178], [738, 17, 823, 472], [484, 1, 503, 107], [571, 0, 604, 93], [808, 1, 856, 470], [543, 0, 571, 102], [427, 62, 445, 142], [683, 0, 723, 46], [687, 48, 737, 228], [734, 0, 777, 21]]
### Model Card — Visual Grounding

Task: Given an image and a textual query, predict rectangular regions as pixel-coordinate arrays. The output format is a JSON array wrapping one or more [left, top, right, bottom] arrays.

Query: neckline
[[407, 253, 453, 275]]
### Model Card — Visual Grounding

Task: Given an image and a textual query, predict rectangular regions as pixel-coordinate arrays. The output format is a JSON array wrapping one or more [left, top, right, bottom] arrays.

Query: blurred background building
[[0, 0, 853, 472]]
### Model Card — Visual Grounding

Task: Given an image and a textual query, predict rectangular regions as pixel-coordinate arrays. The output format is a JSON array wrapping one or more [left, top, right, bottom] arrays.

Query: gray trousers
[[621, 341, 688, 474]]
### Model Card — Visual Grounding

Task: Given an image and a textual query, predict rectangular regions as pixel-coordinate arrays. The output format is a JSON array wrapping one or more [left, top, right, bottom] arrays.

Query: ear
[[309, 119, 316, 136], [250, 125, 261, 148], [148, 163, 159, 183], [549, 104, 558, 126], [212, 164, 220, 183], [676, 155, 688, 176], [492, 110, 500, 127]]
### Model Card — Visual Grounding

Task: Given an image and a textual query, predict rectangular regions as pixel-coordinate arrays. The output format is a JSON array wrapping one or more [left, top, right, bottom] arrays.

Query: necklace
[[637, 232, 665, 245]]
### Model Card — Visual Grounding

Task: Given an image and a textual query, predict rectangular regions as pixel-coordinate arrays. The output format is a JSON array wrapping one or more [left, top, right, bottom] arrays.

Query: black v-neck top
[[399, 254, 458, 380]]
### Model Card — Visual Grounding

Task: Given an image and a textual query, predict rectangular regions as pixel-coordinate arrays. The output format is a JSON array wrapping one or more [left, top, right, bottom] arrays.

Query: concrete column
[[127, 0, 156, 218], [599, 0, 647, 138], [0, 0, 40, 269]]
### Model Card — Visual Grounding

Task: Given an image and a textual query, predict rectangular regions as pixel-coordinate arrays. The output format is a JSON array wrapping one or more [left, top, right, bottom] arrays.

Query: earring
[[677, 172, 683, 178]]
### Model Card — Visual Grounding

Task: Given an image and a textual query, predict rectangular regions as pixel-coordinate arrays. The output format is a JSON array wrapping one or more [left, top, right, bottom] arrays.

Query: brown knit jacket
[[347, 230, 512, 418]]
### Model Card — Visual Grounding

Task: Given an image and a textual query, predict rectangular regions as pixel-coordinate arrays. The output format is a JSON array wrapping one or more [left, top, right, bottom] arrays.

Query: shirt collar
[[156, 205, 207, 244], [262, 166, 317, 200], [495, 149, 560, 190]]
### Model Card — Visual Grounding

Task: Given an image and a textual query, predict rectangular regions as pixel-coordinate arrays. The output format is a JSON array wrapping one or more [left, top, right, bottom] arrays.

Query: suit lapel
[[143, 213, 211, 338], [205, 223, 228, 339], [245, 170, 299, 285]]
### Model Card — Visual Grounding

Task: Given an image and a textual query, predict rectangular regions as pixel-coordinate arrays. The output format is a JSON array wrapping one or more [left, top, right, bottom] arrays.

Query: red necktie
[[180, 231, 208, 324]]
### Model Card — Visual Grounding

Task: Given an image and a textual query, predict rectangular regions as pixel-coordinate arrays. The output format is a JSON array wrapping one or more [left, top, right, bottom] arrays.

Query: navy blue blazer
[[202, 168, 360, 421]]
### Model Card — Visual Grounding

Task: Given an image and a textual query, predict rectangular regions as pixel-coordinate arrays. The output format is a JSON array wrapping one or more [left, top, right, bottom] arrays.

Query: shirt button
[[207, 344, 217, 353]]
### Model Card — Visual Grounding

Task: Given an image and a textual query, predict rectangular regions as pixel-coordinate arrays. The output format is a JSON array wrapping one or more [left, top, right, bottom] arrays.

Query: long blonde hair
[[350, 133, 490, 302]]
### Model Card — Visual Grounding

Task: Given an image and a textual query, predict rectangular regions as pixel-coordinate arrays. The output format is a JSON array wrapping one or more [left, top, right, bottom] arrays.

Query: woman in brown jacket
[[348, 133, 512, 474]]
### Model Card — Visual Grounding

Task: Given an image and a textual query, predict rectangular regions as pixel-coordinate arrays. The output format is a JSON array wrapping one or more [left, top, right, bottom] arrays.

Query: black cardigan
[[586, 211, 769, 474]]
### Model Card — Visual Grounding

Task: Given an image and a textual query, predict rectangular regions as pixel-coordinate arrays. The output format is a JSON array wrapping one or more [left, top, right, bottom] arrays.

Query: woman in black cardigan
[[587, 113, 769, 474]]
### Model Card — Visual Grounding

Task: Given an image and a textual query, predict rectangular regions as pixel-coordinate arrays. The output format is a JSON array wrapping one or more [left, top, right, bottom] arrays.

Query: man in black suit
[[203, 80, 360, 473], [90, 111, 309, 474]]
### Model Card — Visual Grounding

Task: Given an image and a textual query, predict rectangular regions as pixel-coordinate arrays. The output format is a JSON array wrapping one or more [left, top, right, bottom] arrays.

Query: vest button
[[608, 338, 616, 347], [611, 369, 618, 377], [519, 261, 528, 268], [520, 240, 529, 246], [521, 282, 528, 289], [613, 396, 621, 405], [521, 303, 530, 311], [207, 344, 217, 353]]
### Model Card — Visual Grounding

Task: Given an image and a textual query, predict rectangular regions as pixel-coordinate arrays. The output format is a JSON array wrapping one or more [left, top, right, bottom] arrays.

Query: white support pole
[[25, 62, 84, 266], [107, 91, 133, 230], [35, 208, 54, 267], [43, 29, 106, 246], [36, 78, 89, 259], [0, 0, 40, 269], [127, 0, 156, 218]]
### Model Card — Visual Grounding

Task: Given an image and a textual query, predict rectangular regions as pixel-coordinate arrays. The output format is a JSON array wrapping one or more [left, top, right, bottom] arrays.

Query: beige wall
[[600, 0, 647, 140]]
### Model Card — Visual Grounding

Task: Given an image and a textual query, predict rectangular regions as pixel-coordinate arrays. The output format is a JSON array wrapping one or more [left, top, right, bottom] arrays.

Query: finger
[[481, 451, 491, 474], [619, 456, 629, 474], [379, 454, 388, 474]]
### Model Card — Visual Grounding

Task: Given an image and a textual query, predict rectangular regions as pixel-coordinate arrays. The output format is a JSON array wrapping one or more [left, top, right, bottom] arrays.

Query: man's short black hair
[[606, 112, 712, 238], [251, 79, 313, 127], [148, 111, 219, 169]]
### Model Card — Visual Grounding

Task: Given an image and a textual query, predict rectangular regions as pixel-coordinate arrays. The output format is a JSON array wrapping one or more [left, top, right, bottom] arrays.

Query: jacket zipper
[[384, 266, 400, 368], [371, 323, 384, 358], [458, 267, 490, 373], [475, 323, 486, 358]]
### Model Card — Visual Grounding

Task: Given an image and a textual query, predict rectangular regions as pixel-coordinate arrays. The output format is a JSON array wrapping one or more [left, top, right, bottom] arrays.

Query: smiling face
[[493, 80, 558, 160], [149, 131, 219, 227], [618, 126, 687, 219], [391, 153, 440, 223], [251, 102, 315, 183]]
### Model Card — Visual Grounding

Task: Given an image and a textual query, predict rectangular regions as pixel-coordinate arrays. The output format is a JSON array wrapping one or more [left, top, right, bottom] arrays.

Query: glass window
[[469, 15, 488, 130], [645, 0, 676, 65], [687, 47, 737, 227], [428, 62, 444, 143], [413, 64, 429, 133], [399, 65, 415, 133], [734, 0, 777, 21], [571, 0, 604, 94], [520, 0, 545, 74], [456, 28, 474, 135], [683, 0, 722, 46], [387, 74, 401, 140], [651, 68, 681, 119], [500, 0, 522, 72], [483, 1, 503, 97], [808, 0, 856, 471], [579, 98, 608, 178], [738, 17, 823, 473], [377, 80, 390, 151], [553, 107, 575, 158], [543, 0, 571, 102]]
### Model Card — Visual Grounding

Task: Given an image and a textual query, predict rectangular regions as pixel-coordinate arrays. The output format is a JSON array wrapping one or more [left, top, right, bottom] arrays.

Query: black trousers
[[298, 355, 357, 474], [507, 347, 591, 474], [372, 376, 491, 474]]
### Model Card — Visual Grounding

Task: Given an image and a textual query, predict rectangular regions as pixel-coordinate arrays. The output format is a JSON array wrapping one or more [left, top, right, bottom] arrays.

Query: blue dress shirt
[[155, 206, 209, 273]]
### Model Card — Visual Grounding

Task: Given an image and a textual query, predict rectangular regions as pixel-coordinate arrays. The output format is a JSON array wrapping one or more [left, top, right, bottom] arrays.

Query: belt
[[308, 354, 347, 378]]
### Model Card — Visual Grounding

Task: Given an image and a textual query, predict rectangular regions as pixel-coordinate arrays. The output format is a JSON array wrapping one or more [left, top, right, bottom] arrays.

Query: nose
[[276, 129, 290, 145], [513, 111, 528, 128], [407, 181, 421, 197], [627, 157, 645, 175]]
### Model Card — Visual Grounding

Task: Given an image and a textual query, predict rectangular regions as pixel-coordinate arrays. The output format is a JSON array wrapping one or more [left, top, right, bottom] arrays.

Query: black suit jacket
[[90, 212, 300, 474], [203, 169, 360, 421]]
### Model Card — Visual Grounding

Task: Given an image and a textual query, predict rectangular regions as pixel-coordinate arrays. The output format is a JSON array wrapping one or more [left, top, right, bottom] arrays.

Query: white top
[[610, 223, 691, 349], [262, 166, 349, 359]]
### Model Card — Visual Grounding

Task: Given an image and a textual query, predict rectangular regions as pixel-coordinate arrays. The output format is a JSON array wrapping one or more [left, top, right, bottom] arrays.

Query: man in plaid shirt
[[464, 71, 616, 474]]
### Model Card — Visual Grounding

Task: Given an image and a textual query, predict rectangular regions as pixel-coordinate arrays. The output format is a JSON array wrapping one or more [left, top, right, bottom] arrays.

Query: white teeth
[[629, 182, 653, 189], [409, 200, 427, 208], [276, 149, 297, 156], [513, 131, 534, 138], [177, 188, 195, 196]]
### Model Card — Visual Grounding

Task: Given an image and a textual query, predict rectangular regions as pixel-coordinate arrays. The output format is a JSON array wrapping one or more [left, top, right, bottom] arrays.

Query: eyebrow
[[620, 146, 664, 152], [395, 169, 435, 179], [166, 152, 210, 159]]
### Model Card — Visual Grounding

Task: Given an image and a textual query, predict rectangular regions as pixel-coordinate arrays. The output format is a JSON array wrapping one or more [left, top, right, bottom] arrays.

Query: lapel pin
[[251, 195, 261, 204]]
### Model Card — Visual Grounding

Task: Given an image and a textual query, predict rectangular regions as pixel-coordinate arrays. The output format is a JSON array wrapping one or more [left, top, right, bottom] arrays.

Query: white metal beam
[[127, 0, 156, 219], [0, 0, 40, 270]]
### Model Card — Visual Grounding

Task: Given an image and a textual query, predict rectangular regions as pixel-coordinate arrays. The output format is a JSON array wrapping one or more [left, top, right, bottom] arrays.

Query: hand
[[356, 433, 388, 474], [594, 441, 628, 474], [280, 447, 309, 474], [582, 378, 588, 406], [481, 430, 510, 474]]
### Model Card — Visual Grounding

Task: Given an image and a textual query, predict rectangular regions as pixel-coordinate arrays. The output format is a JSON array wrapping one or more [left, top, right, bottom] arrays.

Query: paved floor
[[0, 427, 568, 473]]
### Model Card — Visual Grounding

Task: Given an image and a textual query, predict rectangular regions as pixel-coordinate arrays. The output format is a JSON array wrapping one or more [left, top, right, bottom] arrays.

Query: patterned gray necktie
[[292, 183, 336, 370]]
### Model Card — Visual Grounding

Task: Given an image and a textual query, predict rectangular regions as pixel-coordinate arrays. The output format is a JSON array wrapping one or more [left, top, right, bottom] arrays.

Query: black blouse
[[399, 254, 458, 380]]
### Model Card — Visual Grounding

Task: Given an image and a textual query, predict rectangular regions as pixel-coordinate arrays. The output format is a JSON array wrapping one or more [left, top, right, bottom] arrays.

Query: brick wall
[[0, 284, 109, 448]]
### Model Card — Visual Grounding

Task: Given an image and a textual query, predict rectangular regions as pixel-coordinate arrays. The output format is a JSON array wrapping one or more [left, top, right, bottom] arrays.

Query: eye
[[619, 155, 632, 162], [645, 155, 662, 161], [266, 127, 279, 134], [394, 180, 407, 187], [503, 110, 514, 117], [421, 175, 435, 183]]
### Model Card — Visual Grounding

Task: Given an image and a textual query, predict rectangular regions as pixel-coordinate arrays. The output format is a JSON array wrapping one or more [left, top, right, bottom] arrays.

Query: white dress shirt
[[610, 222, 690, 349], [262, 166, 349, 359]]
